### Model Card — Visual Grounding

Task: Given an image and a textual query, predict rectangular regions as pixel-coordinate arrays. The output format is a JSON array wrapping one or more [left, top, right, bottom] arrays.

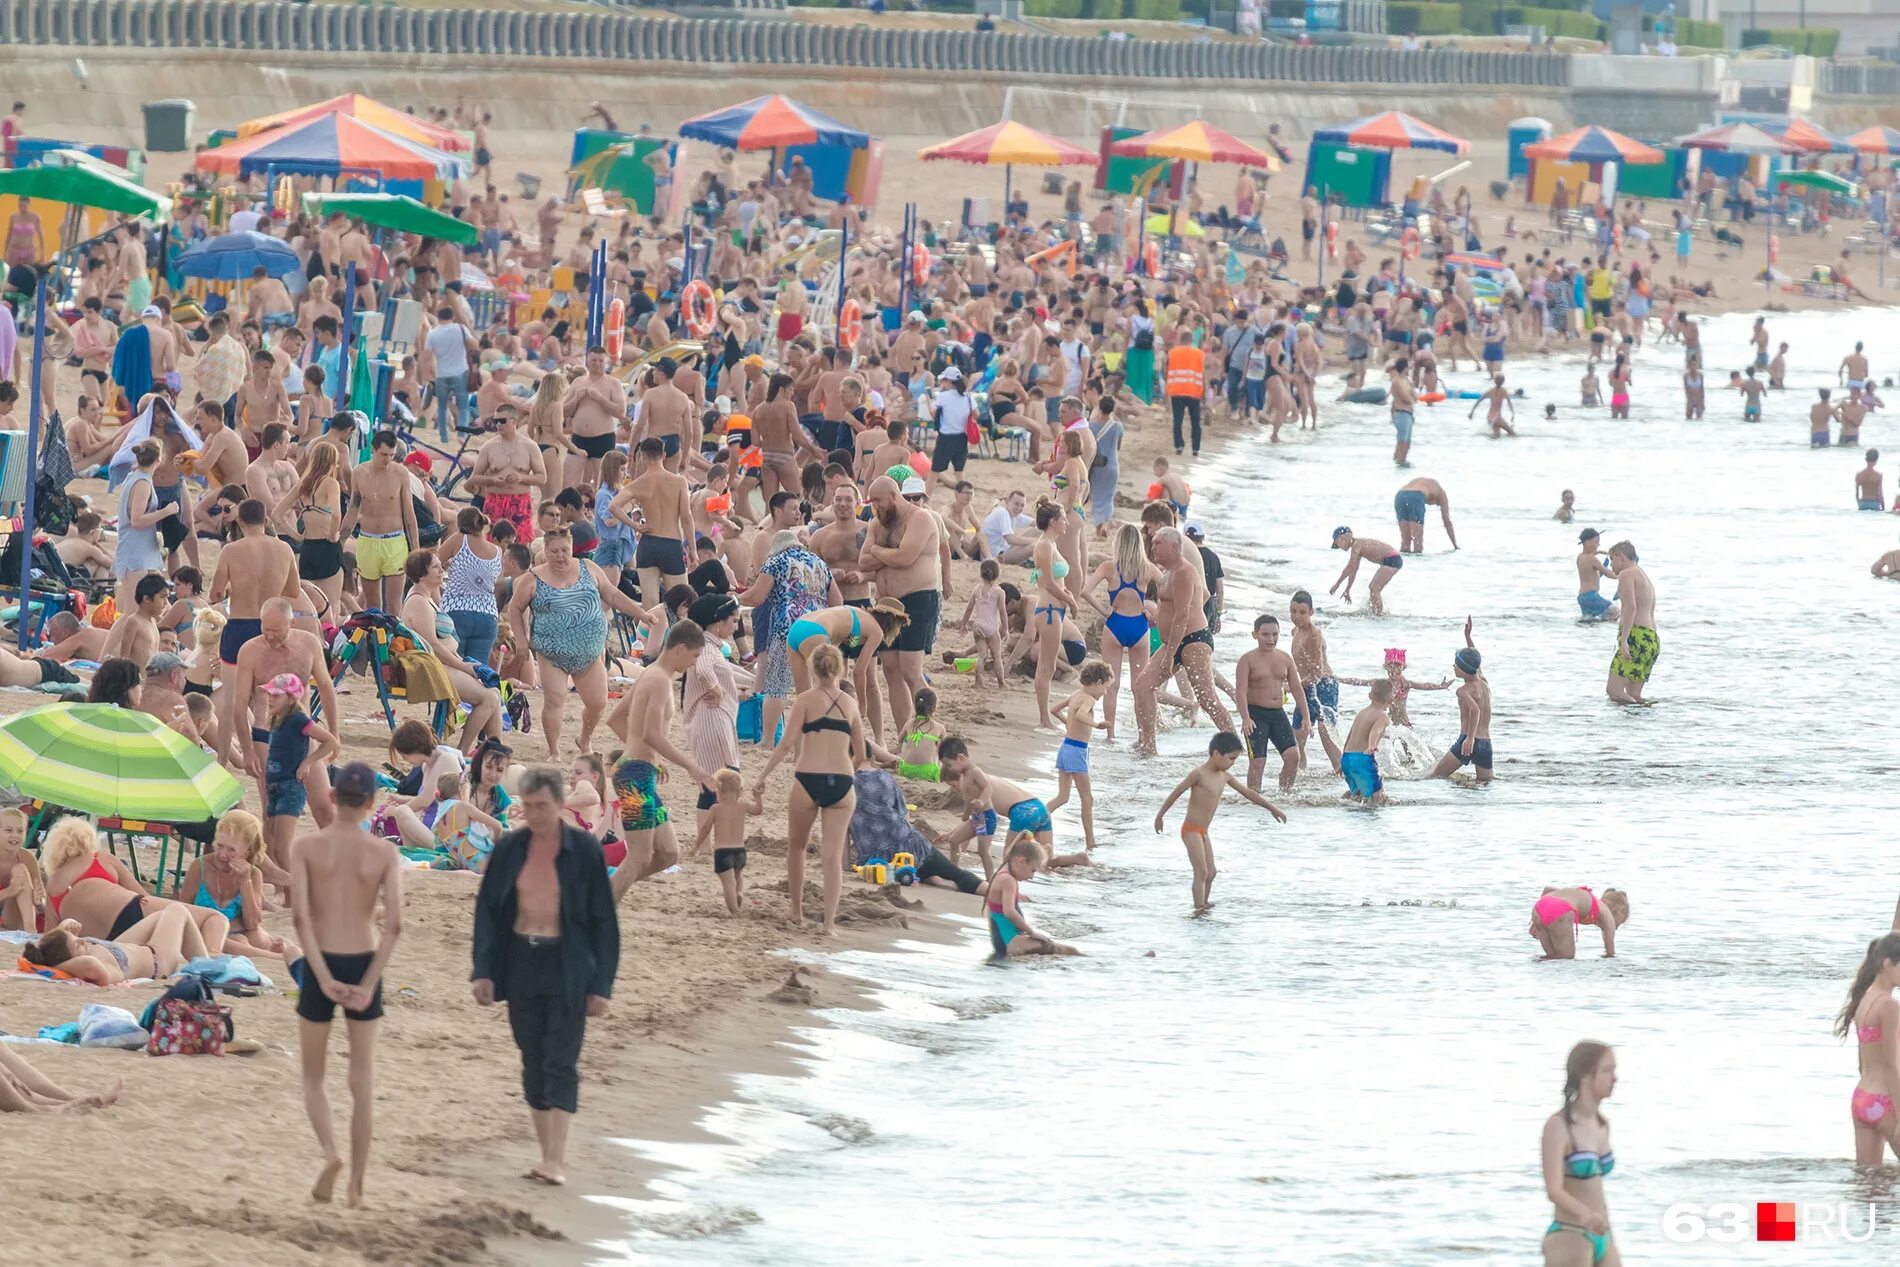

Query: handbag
[[736, 694, 764, 744], [145, 996, 233, 1056]]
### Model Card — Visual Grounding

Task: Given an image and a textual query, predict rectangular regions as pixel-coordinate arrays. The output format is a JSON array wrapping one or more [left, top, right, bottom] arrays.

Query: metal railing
[[1818, 61, 1900, 97], [0, 0, 1570, 86]]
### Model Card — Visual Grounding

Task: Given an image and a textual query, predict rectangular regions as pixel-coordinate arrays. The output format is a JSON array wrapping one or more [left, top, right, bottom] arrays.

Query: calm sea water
[[586, 308, 1900, 1265]]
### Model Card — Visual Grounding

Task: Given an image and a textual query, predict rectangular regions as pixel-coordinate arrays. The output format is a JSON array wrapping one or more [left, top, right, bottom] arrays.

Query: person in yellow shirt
[[1586, 262, 1615, 330]]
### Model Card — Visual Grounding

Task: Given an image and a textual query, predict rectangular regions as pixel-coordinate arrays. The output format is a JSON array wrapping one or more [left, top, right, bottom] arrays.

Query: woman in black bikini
[[753, 644, 865, 936], [39, 818, 228, 955], [281, 438, 346, 616]]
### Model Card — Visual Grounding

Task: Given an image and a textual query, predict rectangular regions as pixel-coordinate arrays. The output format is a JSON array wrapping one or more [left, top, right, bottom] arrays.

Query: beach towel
[[105, 398, 205, 491], [180, 954, 268, 989], [78, 1003, 148, 1050], [111, 321, 154, 406]]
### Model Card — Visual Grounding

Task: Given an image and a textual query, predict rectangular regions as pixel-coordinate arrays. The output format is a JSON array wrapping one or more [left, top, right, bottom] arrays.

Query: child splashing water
[[1335, 647, 1448, 769]]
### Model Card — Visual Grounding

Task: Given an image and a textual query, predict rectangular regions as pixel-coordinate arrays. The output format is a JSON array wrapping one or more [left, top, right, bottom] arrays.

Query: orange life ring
[[1142, 240, 1160, 277], [603, 297, 625, 361], [838, 298, 863, 350], [681, 279, 716, 337], [911, 244, 930, 289], [1419, 390, 1448, 404], [1400, 227, 1421, 262], [1325, 220, 1339, 260]]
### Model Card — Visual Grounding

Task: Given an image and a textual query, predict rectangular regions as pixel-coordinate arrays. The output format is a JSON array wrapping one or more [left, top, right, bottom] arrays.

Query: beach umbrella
[[678, 95, 869, 151], [196, 113, 467, 182], [300, 190, 478, 246], [0, 162, 171, 220], [1847, 126, 1900, 157], [1761, 118, 1853, 155], [0, 703, 244, 821], [171, 230, 301, 281], [1775, 169, 1858, 196], [1522, 126, 1663, 167], [238, 94, 471, 152], [1109, 121, 1275, 167], [1675, 122, 1798, 154], [1312, 111, 1469, 155], [920, 121, 1099, 215], [1442, 252, 1505, 271]]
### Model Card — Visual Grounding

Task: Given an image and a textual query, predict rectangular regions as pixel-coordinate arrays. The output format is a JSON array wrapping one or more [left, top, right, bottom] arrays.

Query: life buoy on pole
[[681, 279, 716, 337], [1142, 239, 1160, 277], [911, 243, 930, 289], [1325, 219, 1339, 260], [603, 297, 625, 361], [838, 298, 863, 349], [1400, 227, 1421, 261]]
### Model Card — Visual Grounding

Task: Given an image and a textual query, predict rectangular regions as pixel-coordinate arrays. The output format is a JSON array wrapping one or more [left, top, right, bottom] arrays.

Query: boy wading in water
[[1234, 614, 1307, 793], [1429, 621, 1494, 783], [1153, 732, 1286, 912], [290, 762, 403, 1206]]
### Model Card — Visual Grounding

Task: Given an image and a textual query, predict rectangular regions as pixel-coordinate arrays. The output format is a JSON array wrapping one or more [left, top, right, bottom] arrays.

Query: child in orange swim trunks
[[1153, 731, 1286, 912]]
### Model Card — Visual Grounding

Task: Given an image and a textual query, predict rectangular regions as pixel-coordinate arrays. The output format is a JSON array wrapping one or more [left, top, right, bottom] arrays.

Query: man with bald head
[[858, 474, 943, 729], [227, 598, 339, 802], [1134, 526, 1233, 754]]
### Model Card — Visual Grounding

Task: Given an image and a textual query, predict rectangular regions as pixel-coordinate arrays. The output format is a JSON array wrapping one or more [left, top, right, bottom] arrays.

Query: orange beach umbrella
[[1109, 122, 1276, 169]]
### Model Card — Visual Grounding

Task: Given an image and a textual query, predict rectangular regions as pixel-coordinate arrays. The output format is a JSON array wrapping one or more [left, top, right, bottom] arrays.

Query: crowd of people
[[2, 95, 1898, 1256]]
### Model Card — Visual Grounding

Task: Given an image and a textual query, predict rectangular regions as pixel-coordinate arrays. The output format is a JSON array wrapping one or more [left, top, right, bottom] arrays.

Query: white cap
[[938, 366, 962, 383], [868, 390, 885, 410], [714, 394, 733, 416], [900, 476, 927, 497], [141, 305, 162, 318]]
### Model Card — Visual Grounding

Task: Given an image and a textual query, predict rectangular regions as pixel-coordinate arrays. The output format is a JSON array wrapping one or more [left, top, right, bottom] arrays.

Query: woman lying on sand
[[0, 1044, 122, 1113]]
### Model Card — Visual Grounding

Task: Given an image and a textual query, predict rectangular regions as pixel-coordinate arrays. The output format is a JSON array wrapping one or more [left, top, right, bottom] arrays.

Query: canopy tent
[[1676, 122, 1798, 154], [0, 162, 171, 220], [1108, 121, 1275, 168], [172, 230, 300, 281], [920, 121, 1099, 214], [678, 95, 869, 151], [1847, 125, 1900, 157], [238, 94, 471, 153], [1523, 126, 1663, 166], [300, 191, 478, 245], [1312, 111, 1469, 155], [196, 113, 468, 182], [1761, 118, 1852, 155]]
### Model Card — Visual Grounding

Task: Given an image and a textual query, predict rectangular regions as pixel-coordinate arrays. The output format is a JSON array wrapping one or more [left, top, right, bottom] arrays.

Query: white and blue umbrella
[[172, 230, 301, 281]]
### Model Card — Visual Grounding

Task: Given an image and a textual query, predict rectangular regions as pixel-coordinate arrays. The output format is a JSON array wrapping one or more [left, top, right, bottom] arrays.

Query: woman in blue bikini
[[1081, 522, 1158, 743], [180, 810, 298, 962], [785, 598, 910, 733], [1027, 499, 1078, 731], [1540, 1041, 1620, 1266]]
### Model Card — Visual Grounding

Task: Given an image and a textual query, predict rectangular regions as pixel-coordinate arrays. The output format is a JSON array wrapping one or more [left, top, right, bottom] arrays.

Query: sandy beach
[[3, 90, 1896, 1265]]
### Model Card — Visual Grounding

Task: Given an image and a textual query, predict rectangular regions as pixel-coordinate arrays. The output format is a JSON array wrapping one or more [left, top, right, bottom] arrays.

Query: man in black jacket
[[471, 764, 620, 1186]]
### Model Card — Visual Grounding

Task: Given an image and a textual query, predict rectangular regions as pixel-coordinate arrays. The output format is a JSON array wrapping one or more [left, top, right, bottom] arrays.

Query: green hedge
[[1676, 17, 1722, 48], [1516, 6, 1602, 38], [1025, 0, 1086, 16], [1742, 27, 1841, 56], [1457, 0, 1495, 33], [1130, 0, 1184, 18], [1387, 1, 1461, 35]]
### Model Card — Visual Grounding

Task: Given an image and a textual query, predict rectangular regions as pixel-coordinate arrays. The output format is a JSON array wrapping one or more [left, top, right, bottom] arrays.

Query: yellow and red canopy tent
[[918, 121, 1099, 213], [237, 94, 471, 153]]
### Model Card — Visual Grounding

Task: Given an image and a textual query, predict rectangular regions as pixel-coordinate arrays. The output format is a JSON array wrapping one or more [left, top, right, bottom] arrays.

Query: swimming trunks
[[1172, 626, 1215, 667], [1744, 402, 1761, 421], [573, 431, 617, 459], [714, 847, 748, 874], [1246, 704, 1295, 757], [1055, 737, 1089, 775], [1609, 625, 1660, 685], [1859, 498, 1884, 512], [299, 537, 345, 582], [219, 617, 263, 667], [1340, 751, 1382, 799], [355, 530, 410, 581], [1577, 591, 1613, 620], [1291, 676, 1339, 731], [890, 589, 941, 654], [968, 808, 998, 838], [1006, 798, 1053, 835], [294, 950, 386, 1023], [613, 757, 668, 832], [1393, 489, 1427, 524], [1380, 553, 1403, 570], [484, 492, 536, 543], [634, 534, 687, 574], [1449, 734, 1493, 770]]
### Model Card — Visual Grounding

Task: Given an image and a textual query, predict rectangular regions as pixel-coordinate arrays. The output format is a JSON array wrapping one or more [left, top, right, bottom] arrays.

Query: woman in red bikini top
[[1838, 933, 1900, 1165], [1528, 885, 1629, 960], [40, 818, 231, 951]]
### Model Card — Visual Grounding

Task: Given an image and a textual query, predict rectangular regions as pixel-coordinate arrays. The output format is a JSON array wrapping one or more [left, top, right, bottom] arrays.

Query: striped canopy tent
[[1847, 125, 1900, 156], [0, 703, 243, 820], [1523, 125, 1663, 166], [1108, 121, 1275, 167], [1312, 111, 1469, 154], [678, 95, 869, 151], [1676, 122, 1799, 154], [1761, 118, 1853, 155], [196, 113, 468, 182], [920, 121, 1099, 209], [238, 94, 471, 152]]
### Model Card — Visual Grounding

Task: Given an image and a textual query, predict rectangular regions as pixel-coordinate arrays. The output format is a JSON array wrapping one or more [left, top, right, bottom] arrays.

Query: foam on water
[[597, 308, 1900, 1265]]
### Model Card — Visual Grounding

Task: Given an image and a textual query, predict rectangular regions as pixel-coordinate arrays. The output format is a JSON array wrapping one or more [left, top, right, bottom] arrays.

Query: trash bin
[[142, 98, 195, 153]]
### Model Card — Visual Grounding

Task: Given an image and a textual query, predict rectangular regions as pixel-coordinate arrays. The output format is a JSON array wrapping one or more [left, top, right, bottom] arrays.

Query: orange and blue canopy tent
[[1108, 121, 1275, 168], [919, 121, 1099, 211], [1523, 126, 1662, 166], [1313, 111, 1469, 155]]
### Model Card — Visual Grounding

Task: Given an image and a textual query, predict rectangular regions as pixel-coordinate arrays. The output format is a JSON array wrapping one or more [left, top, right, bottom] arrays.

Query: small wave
[[947, 996, 1014, 1020], [627, 1205, 763, 1239], [810, 1112, 875, 1145]]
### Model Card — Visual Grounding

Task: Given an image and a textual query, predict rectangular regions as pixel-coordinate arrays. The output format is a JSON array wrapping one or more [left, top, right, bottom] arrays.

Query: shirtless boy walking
[[1235, 614, 1307, 793], [289, 763, 403, 1208], [1153, 731, 1286, 911]]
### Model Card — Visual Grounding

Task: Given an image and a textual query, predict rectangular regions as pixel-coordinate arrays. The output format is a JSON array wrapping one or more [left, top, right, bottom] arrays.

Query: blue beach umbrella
[[172, 230, 301, 281]]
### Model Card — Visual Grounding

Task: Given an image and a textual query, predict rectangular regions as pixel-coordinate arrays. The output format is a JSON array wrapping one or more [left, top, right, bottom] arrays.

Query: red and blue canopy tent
[[678, 95, 869, 151], [1523, 126, 1662, 167], [1312, 111, 1469, 155]]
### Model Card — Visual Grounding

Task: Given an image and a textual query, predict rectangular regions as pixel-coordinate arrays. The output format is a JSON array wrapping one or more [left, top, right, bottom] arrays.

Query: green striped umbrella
[[0, 703, 243, 821]]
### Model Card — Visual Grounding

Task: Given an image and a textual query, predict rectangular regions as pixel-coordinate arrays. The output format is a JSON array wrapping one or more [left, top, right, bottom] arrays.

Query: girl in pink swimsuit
[[1838, 933, 1900, 1164], [1529, 885, 1629, 960]]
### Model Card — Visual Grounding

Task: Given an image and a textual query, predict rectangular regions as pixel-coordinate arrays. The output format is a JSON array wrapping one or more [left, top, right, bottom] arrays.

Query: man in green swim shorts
[[1605, 541, 1659, 704], [612, 622, 712, 899]]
